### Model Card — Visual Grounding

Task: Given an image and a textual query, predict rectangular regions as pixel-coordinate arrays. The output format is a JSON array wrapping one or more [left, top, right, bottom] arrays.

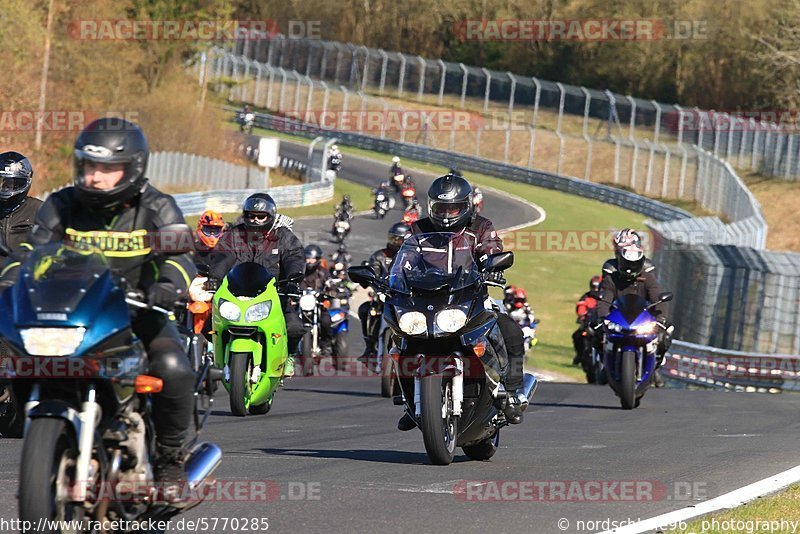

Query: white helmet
[[392, 156, 400, 164], [331, 145, 339, 152]]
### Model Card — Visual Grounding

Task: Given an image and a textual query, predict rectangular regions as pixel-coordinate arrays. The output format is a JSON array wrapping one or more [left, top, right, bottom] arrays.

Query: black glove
[[487, 271, 505, 284], [147, 282, 181, 309], [203, 277, 219, 292]]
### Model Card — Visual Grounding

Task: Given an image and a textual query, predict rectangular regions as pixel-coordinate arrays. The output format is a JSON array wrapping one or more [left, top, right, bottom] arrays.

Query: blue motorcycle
[[601, 292, 672, 409], [0, 234, 221, 525]]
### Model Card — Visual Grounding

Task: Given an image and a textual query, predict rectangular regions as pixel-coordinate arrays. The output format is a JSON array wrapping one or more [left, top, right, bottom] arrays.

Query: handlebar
[[124, 290, 173, 316]]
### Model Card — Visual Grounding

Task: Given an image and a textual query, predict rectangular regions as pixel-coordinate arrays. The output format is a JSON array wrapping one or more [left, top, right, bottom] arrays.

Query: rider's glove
[[203, 277, 220, 292], [656, 316, 674, 334], [487, 271, 505, 284], [147, 282, 181, 309]]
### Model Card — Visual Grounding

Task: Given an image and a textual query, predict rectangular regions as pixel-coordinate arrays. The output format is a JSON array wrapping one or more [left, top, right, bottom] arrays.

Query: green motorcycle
[[212, 262, 295, 416]]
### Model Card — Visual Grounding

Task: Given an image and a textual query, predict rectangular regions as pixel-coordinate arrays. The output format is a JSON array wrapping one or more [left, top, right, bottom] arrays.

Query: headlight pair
[[397, 308, 468, 335], [219, 299, 272, 322]]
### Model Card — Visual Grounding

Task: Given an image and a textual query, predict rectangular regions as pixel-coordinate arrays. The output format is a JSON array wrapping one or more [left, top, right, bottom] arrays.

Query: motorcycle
[[0, 233, 222, 525], [331, 244, 353, 270], [328, 153, 342, 172], [331, 212, 351, 243], [297, 289, 347, 375], [212, 263, 298, 416], [600, 292, 672, 409], [373, 187, 395, 219], [391, 172, 405, 193], [349, 232, 538, 465], [362, 290, 398, 398], [239, 111, 254, 134], [473, 191, 484, 214], [402, 207, 420, 224]]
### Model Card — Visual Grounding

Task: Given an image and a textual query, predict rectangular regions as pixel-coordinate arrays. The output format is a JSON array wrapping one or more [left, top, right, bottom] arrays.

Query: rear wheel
[[619, 350, 637, 410], [462, 431, 500, 461], [229, 352, 251, 416], [19, 418, 83, 527], [420, 375, 457, 465]]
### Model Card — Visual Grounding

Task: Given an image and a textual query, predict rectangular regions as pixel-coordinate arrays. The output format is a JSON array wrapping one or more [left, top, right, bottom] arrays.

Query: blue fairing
[[329, 308, 349, 334], [603, 296, 659, 388]]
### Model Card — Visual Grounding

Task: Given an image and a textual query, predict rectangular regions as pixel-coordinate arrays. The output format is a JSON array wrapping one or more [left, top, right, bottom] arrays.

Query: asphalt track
[[0, 141, 797, 534]]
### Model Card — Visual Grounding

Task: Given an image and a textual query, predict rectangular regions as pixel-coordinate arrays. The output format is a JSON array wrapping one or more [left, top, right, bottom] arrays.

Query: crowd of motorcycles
[[0, 148, 673, 530]]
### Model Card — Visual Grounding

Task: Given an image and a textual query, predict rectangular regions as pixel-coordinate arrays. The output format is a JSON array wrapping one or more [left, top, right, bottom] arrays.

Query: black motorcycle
[[349, 232, 537, 465], [0, 227, 221, 527]]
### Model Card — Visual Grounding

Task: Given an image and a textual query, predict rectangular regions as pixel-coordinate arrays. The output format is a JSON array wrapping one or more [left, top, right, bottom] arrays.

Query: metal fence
[[204, 47, 767, 250], [210, 37, 800, 179]]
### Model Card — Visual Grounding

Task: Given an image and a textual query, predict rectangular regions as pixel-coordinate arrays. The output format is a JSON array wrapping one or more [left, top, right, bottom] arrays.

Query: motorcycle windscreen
[[16, 242, 112, 314], [226, 262, 274, 298], [388, 232, 480, 292], [612, 294, 650, 325]]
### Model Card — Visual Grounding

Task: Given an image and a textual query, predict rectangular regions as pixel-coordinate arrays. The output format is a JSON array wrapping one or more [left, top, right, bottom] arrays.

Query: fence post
[[613, 136, 621, 184], [581, 88, 592, 180], [253, 62, 264, 105], [644, 139, 655, 194], [334, 43, 345, 84], [661, 145, 671, 198], [304, 75, 314, 115], [712, 111, 722, 156], [460, 63, 468, 109], [556, 83, 566, 135], [528, 125, 535, 167], [530, 77, 541, 166], [438, 59, 447, 105], [725, 112, 735, 160], [556, 131, 564, 175], [694, 106, 704, 151], [266, 65, 276, 109], [360, 46, 370, 91], [651, 100, 661, 145], [397, 53, 407, 96], [292, 70, 302, 112], [319, 42, 330, 79], [678, 145, 688, 199], [378, 49, 388, 95], [415, 56, 425, 101], [481, 68, 492, 114], [626, 96, 636, 142], [321, 81, 330, 117]]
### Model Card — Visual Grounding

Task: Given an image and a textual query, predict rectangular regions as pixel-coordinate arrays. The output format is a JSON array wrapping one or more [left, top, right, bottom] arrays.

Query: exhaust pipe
[[517, 373, 538, 411], [170, 442, 222, 510]]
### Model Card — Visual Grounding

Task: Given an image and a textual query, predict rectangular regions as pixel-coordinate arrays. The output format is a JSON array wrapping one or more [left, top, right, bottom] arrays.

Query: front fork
[[413, 355, 464, 418]]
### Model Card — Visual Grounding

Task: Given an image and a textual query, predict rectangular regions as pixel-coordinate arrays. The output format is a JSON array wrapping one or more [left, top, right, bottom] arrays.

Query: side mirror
[[152, 224, 195, 254], [348, 265, 378, 289], [658, 292, 673, 303], [482, 251, 514, 272]]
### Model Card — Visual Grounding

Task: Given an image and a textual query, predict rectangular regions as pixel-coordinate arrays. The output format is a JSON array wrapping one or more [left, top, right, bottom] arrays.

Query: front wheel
[[19, 418, 83, 527], [379, 330, 397, 398], [420, 375, 457, 465], [619, 350, 637, 410], [332, 332, 348, 371], [299, 332, 315, 376], [462, 431, 500, 461], [229, 352, 252, 416]]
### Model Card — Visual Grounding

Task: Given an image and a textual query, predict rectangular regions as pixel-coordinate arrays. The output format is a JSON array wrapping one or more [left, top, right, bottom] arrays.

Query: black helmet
[[242, 193, 277, 230], [304, 244, 323, 274], [0, 152, 33, 215], [616, 243, 645, 280], [387, 221, 411, 252], [73, 118, 149, 211], [427, 172, 473, 231], [343, 194, 351, 203], [589, 275, 602, 293]]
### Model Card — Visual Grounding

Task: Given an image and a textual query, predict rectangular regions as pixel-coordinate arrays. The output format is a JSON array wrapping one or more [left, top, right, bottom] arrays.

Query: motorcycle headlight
[[604, 320, 622, 333], [331, 311, 346, 322], [635, 322, 656, 335], [245, 301, 272, 322], [398, 311, 427, 335], [20, 327, 86, 356], [435, 308, 468, 333], [299, 293, 317, 312], [219, 300, 241, 321]]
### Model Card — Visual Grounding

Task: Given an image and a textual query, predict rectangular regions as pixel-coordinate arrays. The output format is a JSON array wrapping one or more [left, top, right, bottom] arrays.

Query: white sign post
[[257, 137, 280, 188]]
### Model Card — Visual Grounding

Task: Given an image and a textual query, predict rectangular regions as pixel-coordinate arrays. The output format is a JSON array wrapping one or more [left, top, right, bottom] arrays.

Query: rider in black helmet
[[0, 152, 41, 261], [398, 172, 528, 430], [357, 221, 412, 358], [208, 192, 306, 375], [1, 118, 198, 489]]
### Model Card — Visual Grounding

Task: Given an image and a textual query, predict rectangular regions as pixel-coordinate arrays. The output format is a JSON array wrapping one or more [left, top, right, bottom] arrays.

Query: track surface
[[0, 141, 797, 534]]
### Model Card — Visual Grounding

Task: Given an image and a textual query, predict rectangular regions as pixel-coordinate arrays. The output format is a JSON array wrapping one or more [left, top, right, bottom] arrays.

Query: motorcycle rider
[[508, 287, 536, 327], [0, 152, 42, 261], [328, 145, 342, 171], [0, 152, 42, 437], [357, 222, 412, 359], [399, 172, 528, 429], [593, 240, 673, 369], [390, 156, 402, 177], [603, 229, 655, 279], [0, 119, 198, 492], [193, 209, 226, 275], [572, 275, 602, 366], [402, 198, 421, 223], [472, 186, 484, 213], [335, 194, 354, 219], [207, 193, 306, 376]]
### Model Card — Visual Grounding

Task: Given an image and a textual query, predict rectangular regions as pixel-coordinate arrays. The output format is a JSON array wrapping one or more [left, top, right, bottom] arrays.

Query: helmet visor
[[430, 200, 469, 220], [0, 176, 30, 196], [245, 211, 272, 226], [201, 225, 223, 238]]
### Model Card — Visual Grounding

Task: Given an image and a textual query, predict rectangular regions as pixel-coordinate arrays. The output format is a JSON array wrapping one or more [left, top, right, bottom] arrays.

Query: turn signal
[[134, 375, 164, 394], [472, 341, 486, 357]]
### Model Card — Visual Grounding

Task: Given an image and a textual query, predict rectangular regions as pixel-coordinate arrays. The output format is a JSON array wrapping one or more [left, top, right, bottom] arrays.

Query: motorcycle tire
[[619, 350, 637, 410], [332, 333, 348, 371], [420, 374, 457, 465], [229, 352, 251, 416], [300, 332, 315, 376]]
